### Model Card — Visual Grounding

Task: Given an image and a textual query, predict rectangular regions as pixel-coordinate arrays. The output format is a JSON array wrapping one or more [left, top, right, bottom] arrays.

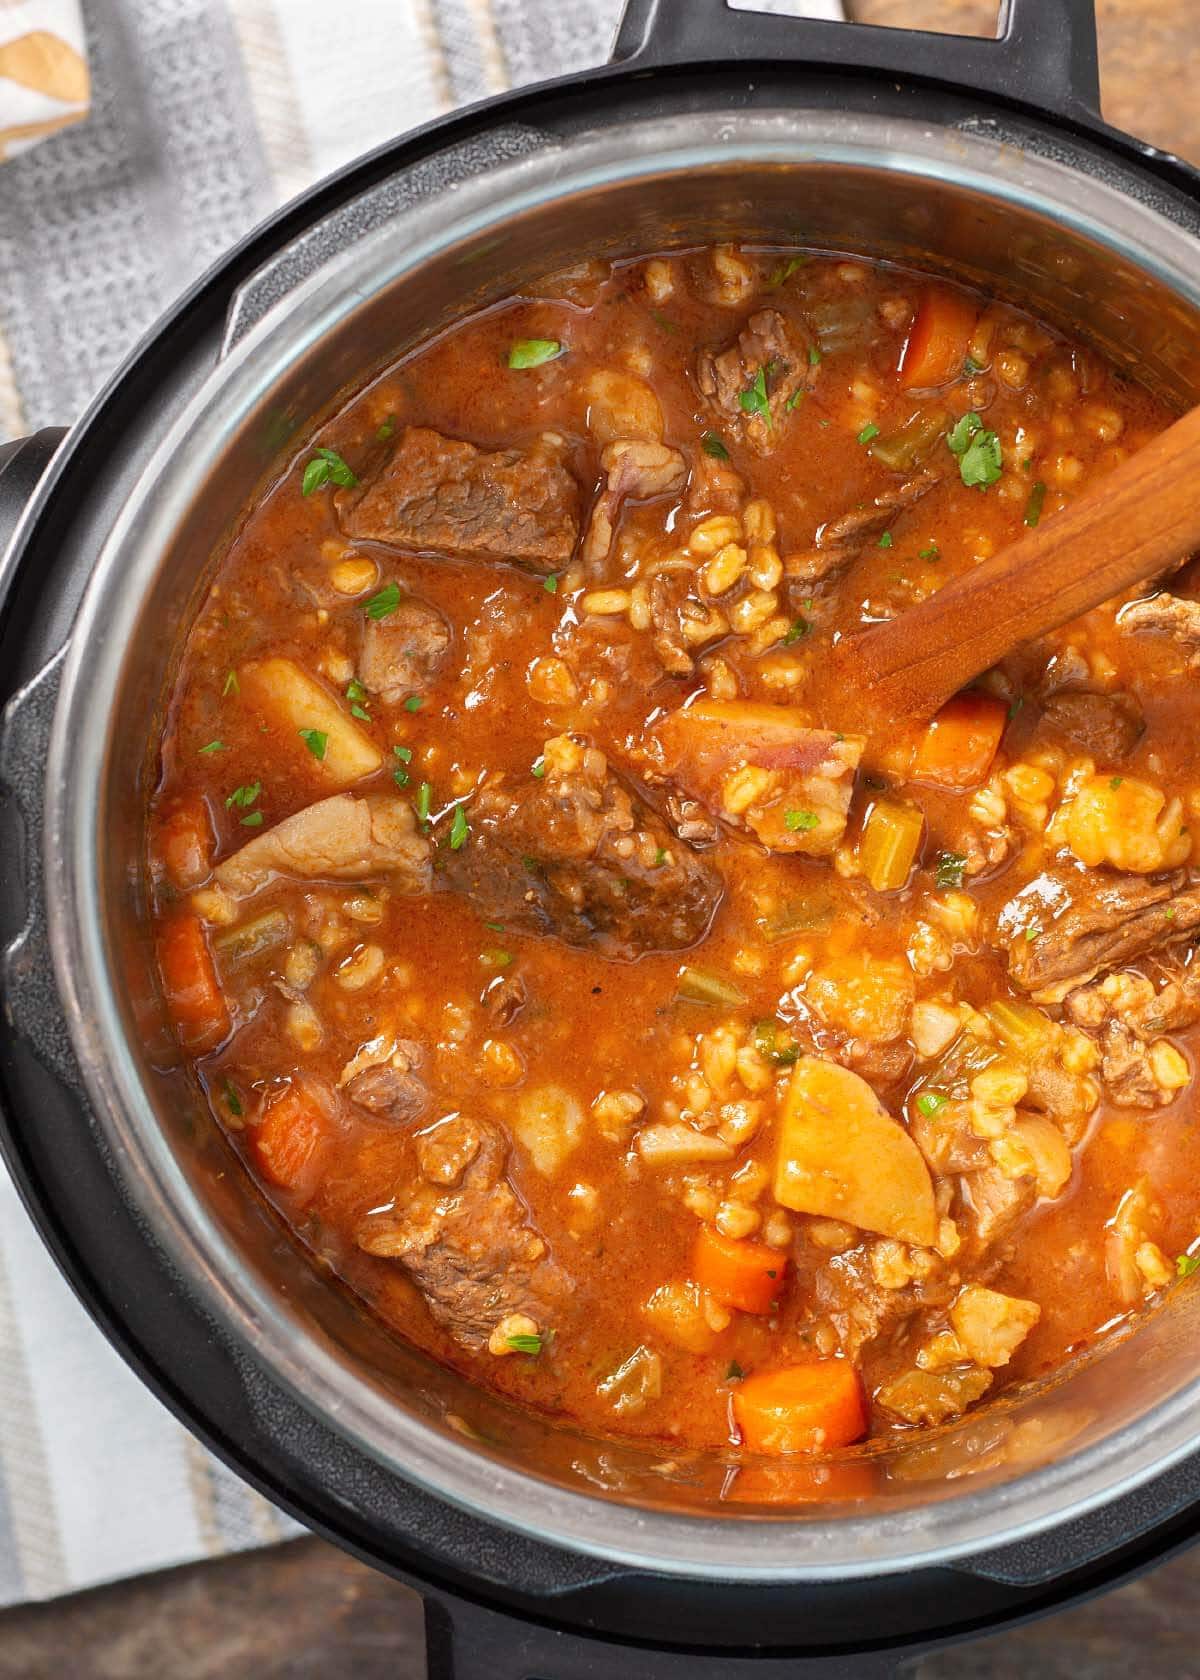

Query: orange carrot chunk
[[911, 691, 1008, 791], [249, 1084, 333, 1196], [898, 288, 979, 390], [693, 1224, 786, 1316], [157, 913, 229, 1054], [734, 1361, 868, 1455]]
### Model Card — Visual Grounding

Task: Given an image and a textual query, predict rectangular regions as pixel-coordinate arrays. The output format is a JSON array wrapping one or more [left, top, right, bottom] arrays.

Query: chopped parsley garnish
[[919, 542, 940, 561], [739, 366, 771, 426], [404, 695, 423, 713], [485, 921, 504, 933], [240, 811, 264, 828], [392, 765, 410, 789], [916, 1091, 949, 1117], [653, 846, 667, 868], [784, 615, 811, 644], [221, 1079, 243, 1118], [946, 412, 1003, 488], [725, 1360, 746, 1382], [222, 670, 239, 697], [1025, 924, 1043, 942], [506, 1332, 543, 1355], [364, 581, 401, 619], [1177, 1254, 1200, 1278], [701, 431, 730, 459], [935, 851, 967, 889], [346, 679, 371, 721], [448, 804, 469, 850], [298, 728, 327, 760], [393, 745, 413, 762], [481, 948, 514, 969], [1166, 908, 1178, 923], [878, 531, 893, 549], [1008, 694, 1025, 719], [415, 781, 432, 823], [784, 809, 820, 831], [808, 345, 822, 367], [857, 422, 880, 445], [769, 254, 806, 286], [376, 416, 396, 440], [754, 1019, 800, 1066], [963, 355, 984, 374], [531, 756, 546, 779], [1024, 480, 1047, 527], [544, 573, 559, 594], [225, 781, 261, 810], [392, 745, 411, 788], [1110, 776, 1124, 790], [301, 446, 357, 496], [198, 739, 225, 755], [786, 387, 806, 411], [508, 339, 563, 369]]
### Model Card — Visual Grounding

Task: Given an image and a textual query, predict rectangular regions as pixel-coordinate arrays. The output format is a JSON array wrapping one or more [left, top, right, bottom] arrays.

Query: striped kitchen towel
[[0, 0, 841, 1606]]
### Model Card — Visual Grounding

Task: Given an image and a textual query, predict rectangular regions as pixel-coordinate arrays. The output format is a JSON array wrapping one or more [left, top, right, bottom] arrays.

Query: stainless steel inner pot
[[41, 107, 1200, 1580]]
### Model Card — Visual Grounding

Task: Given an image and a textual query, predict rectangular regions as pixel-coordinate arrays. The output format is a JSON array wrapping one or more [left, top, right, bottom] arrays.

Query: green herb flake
[[963, 355, 984, 374], [543, 573, 559, 594], [754, 1019, 800, 1067], [1025, 924, 1043, 943], [739, 366, 771, 427], [1024, 480, 1047, 527], [935, 851, 967, 889], [808, 346, 822, 367], [916, 1091, 948, 1117], [240, 811, 264, 828], [653, 846, 667, 869], [857, 422, 880, 445], [919, 543, 940, 561], [786, 387, 805, 412], [701, 431, 730, 459], [1177, 1253, 1200, 1278], [301, 446, 358, 496], [404, 695, 423, 713], [298, 728, 327, 761], [1110, 776, 1124, 791], [392, 766, 410, 789], [346, 678, 371, 721], [531, 756, 547, 779], [225, 781, 261, 810], [784, 809, 820, 831], [507, 339, 563, 370], [946, 411, 1003, 489], [769, 254, 806, 287], [448, 804, 469, 851], [393, 745, 413, 762], [878, 531, 893, 549], [725, 1360, 746, 1383], [1008, 694, 1025, 720], [416, 781, 433, 823], [506, 1332, 543, 1355], [364, 581, 401, 620], [376, 416, 396, 440], [784, 615, 811, 645], [221, 1078, 243, 1118], [481, 947, 514, 969], [222, 670, 239, 697], [198, 739, 225, 755]]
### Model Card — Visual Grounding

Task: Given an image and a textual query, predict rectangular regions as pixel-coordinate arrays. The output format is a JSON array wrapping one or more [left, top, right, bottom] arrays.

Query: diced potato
[[773, 1057, 937, 1246], [1064, 774, 1190, 874], [949, 1285, 1041, 1368], [806, 953, 914, 1043], [240, 657, 382, 787], [512, 1084, 584, 1176], [642, 1281, 720, 1352], [637, 1123, 736, 1165], [598, 1345, 663, 1415]]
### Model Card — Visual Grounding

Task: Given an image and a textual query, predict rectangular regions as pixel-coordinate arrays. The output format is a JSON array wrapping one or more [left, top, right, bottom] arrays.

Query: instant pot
[[4, 1, 1200, 1671]]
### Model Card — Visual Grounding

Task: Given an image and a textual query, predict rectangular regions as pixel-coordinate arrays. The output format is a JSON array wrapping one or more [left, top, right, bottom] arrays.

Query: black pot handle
[[0, 428, 66, 576], [612, 0, 1100, 127]]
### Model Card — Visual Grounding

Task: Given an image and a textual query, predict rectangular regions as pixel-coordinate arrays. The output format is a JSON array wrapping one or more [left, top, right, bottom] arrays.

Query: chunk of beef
[[338, 426, 579, 573], [1041, 691, 1144, 759], [1065, 964, 1200, 1109], [343, 1040, 427, 1123], [1119, 592, 1200, 668], [214, 794, 430, 899], [482, 972, 527, 1026], [696, 308, 815, 447], [581, 439, 687, 568], [1037, 644, 1092, 697], [441, 747, 722, 961], [815, 1246, 953, 1363], [647, 570, 726, 677], [666, 790, 719, 847], [958, 1165, 1035, 1251], [357, 1115, 561, 1349], [784, 470, 940, 588], [358, 595, 449, 704], [996, 866, 1200, 994]]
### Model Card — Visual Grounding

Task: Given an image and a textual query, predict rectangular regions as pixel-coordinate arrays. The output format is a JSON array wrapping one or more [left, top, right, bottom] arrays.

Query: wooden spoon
[[832, 402, 1200, 728]]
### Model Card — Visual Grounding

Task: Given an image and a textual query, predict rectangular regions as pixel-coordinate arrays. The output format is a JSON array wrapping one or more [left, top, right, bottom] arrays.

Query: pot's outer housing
[[5, 2, 1200, 1673]]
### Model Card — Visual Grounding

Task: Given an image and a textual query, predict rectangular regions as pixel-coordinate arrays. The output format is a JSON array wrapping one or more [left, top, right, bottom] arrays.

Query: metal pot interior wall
[[49, 111, 1200, 1575]]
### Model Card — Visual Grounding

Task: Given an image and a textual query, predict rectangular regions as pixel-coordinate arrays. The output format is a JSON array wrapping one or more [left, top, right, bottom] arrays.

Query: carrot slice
[[156, 793, 214, 890], [733, 1361, 868, 1455], [250, 1083, 334, 1195], [911, 691, 1008, 791], [898, 288, 978, 390], [693, 1225, 786, 1315], [157, 913, 229, 1054]]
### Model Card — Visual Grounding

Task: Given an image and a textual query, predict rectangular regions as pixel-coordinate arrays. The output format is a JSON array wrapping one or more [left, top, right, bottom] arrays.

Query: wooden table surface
[[4, 3, 1200, 1676]]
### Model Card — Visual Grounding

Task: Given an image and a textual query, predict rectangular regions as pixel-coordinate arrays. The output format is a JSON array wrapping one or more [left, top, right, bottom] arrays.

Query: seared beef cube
[[784, 469, 940, 589], [338, 426, 579, 573], [344, 1040, 428, 1123], [358, 594, 450, 705], [997, 865, 1200, 993], [696, 308, 815, 447], [442, 741, 722, 961], [1119, 592, 1200, 668], [357, 1115, 561, 1349], [1041, 690, 1144, 758]]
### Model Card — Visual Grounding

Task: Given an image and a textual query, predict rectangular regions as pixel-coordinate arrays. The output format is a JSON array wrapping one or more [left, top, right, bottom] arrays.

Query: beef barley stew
[[149, 245, 1200, 1461]]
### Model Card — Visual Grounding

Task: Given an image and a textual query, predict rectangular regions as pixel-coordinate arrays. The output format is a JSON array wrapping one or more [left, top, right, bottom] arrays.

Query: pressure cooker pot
[[5, 2, 1200, 1673]]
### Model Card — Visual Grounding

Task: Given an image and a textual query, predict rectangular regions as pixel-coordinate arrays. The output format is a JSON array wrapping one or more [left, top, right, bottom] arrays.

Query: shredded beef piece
[[344, 1040, 427, 1122], [958, 1166, 1035, 1251], [357, 1115, 561, 1349], [482, 972, 527, 1026], [1065, 963, 1200, 1108], [1041, 690, 1144, 759], [214, 794, 430, 900], [581, 439, 686, 568], [357, 595, 450, 705], [441, 750, 722, 961], [338, 426, 579, 572], [996, 866, 1200, 993], [1119, 592, 1200, 668], [784, 469, 940, 588], [696, 308, 815, 446], [647, 571, 724, 677]]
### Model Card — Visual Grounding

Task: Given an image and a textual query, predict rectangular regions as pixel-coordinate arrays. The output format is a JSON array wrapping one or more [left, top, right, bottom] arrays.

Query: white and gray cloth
[[0, 0, 841, 1609]]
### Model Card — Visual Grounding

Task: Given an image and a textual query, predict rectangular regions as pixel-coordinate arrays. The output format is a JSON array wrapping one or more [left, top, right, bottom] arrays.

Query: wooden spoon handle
[[837, 402, 1200, 723]]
